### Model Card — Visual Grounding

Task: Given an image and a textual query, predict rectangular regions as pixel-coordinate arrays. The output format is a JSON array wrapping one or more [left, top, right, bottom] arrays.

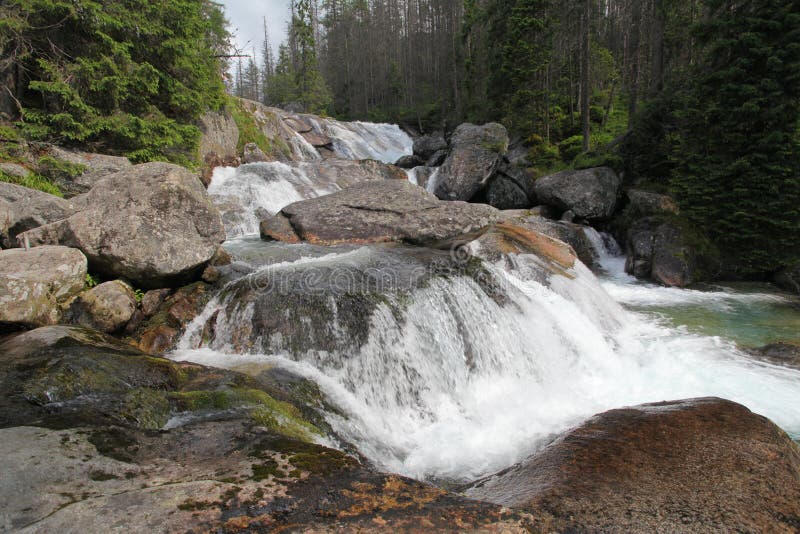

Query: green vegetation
[[0, 168, 63, 196], [1, 0, 229, 166], [226, 97, 290, 158]]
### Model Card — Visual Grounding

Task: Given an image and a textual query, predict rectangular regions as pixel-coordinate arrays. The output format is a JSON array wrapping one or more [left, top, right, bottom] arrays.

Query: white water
[[172, 236, 800, 483], [208, 117, 413, 237], [308, 117, 413, 163]]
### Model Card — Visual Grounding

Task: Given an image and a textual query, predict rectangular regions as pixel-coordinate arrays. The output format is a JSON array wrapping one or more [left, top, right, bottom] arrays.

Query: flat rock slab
[[0, 421, 541, 533], [18, 162, 226, 288], [261, 180, 500, 246], [0, 246, 87, 329], [466, 397, 800, 532]]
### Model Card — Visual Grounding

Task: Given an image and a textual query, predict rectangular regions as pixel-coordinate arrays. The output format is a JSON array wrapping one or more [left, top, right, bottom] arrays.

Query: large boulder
[[412, 132, 447, 160], [65, 280, 137, 334], [774, 263, 800, 295], [0, 182, 80, 248], [624, 217, 696, 287], [433, 123, 508, 201], [17, 162, 226, 289], [466, 397, 800, 532], [0, 246, 87, 330], [261, 180, 499, 246], [533, 167, 621, 221]]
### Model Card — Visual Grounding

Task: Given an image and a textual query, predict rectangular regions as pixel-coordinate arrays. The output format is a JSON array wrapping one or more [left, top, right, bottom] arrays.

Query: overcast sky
[[221, 0, 291, 60]]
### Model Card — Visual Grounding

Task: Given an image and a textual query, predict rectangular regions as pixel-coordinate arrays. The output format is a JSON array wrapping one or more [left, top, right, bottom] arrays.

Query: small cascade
[[306, 117, 413, 163], [208, 162, 340, 237], [172, 240, 800, 483]]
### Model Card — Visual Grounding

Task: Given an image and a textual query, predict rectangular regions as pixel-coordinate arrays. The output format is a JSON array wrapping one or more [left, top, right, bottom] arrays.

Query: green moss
[[227, 97, 291, 159], [251, 459, 282, 481], [170, 387, 321, 442], [119, 388, 170, 430], [287, 449, 357, 477], [0, 169, 63, 197]]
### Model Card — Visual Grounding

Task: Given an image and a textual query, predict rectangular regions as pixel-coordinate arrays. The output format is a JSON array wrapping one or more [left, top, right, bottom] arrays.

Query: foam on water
[[172, 241, 800, 483], [310, 118, 413, 163]]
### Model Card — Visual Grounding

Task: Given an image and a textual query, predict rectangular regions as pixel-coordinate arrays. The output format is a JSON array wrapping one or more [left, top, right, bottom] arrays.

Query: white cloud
[[220, 0, 291, 60]]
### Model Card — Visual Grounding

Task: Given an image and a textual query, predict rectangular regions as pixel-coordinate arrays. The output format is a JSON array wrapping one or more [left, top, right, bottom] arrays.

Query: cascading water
[[172, 234, 800, 483], [307, 117, 413, 163], [185, 118, 800, 484], [207, 117, 413, 238]]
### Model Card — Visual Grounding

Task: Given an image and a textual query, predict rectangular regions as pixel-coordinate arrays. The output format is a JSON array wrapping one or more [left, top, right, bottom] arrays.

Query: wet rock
[[130, 282, 211, 354], [0, 246, 87, 330], [140, 289, 172, 317], [0, 182, 80, 248], [65, 280, 137, 334], [624, 217, 697, 287], [533, 167, 621, 221], [18, 162, 226, 288], [0, 325, 323, 436], [652, 221, 696, 287], [750, 342, 800, 370], [242, 142, 269, 163], [261, 180, 499, 246], [466, 397, 800, 533], [395, 154, 424, 169], [499, 211, 596, 267], [624, 217, 657, 279], [412, 132, 447, 160], [475, 223, 577, 275], [433, 123, 508, 201], [774, 263, 800, 295]]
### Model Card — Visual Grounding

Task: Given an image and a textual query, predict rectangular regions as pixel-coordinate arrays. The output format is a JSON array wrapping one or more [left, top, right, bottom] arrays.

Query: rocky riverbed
[[1, 101, 799, 532]]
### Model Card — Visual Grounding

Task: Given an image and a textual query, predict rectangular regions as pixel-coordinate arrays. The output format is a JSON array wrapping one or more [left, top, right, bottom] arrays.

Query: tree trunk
[[581, 0, 591, 153]]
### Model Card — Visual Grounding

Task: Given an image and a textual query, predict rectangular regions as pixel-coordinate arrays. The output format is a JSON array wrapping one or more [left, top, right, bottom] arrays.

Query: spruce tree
[[670, 0, 800, 275]]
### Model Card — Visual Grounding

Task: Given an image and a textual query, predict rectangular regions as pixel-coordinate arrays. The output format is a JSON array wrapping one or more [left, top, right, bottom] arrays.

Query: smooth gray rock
[[0, 182, 80, 248], [261, 180, 499, 245], [18, 162, 226, 288], [65, 280, 137, 333], [425, 149, 448, 167], [0, 162, 30, 179], [652, 222, 695, 287], [433, 123, 508, 201], [534, 167, 621, 221], [0, 246, 87, 329]]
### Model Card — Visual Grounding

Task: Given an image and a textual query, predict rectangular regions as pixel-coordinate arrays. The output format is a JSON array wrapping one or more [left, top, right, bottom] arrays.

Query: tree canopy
[[1, 0, 230, 166]]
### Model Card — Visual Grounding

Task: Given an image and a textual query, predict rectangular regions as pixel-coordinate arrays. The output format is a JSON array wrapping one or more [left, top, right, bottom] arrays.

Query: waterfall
[[208, 162, 340, 237], [172, 238, 800, 483], [208, 116, 413, 238], [306, 117, 413, 163]]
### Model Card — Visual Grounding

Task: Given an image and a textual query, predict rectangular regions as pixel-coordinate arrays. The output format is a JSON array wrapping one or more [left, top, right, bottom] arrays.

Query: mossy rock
[[0, 326, 324, 442]]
